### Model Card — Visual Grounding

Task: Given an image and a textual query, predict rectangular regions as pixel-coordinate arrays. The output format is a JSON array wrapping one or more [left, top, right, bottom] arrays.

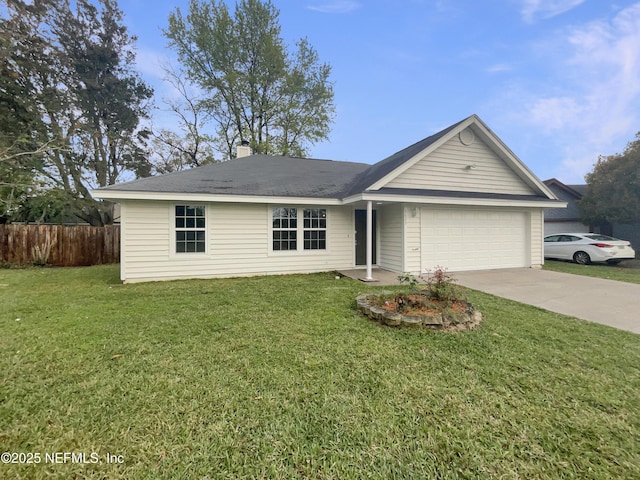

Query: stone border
[[356, 292, 483, 331]]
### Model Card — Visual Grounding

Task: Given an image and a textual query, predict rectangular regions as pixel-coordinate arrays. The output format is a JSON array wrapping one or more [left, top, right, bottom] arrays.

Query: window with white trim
[[175, 205, 206, 253], [303, 208, 326, 250], [271, 206, 328, 252], [272, 207, 297, 251]]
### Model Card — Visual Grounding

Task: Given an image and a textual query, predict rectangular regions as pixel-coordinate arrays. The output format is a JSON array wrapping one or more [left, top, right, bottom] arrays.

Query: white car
[[544, 233, 636, 265]]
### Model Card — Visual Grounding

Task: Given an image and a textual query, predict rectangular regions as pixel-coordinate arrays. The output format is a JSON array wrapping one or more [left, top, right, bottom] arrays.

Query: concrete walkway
[[338, 268, 404, 285], [454, 268, 640, 334]]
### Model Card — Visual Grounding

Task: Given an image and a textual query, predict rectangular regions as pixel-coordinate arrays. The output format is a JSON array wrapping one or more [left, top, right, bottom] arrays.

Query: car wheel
[[573, 251, 591, 265]]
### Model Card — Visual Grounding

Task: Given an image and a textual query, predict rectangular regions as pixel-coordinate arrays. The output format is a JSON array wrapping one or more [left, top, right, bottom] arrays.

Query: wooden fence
[[0, 224, 120, 266]]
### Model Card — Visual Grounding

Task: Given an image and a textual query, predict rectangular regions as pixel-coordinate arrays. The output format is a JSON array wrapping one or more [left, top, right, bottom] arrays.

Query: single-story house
[[543, 178, 640, 247], [93, 114, 565, 283]]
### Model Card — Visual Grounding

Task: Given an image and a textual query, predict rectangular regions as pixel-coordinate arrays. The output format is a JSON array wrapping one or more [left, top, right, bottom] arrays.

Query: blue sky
[[121, 0, 640, 183]]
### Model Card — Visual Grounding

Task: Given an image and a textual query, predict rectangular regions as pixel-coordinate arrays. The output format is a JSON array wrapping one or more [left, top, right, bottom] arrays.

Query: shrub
[[397, 272, 419, 288], [381, 268, 466, 315], [421, 267, 465, 308]]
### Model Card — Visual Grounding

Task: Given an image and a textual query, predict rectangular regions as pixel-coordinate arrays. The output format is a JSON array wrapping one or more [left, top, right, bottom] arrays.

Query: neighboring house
[[93, 115, 565, 283], [543, 178, 640, 248], [543, 179, 589, 235]]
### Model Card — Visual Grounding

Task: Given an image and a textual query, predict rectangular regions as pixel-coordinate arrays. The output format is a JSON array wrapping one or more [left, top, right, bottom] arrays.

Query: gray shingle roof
[[97, 115, 554, 202], [100, 155, 370, 198], [98, 117, 473, 199], [343, 118, 465, 196], [543, 179, 585, 220], [567, 184, 587, 195]]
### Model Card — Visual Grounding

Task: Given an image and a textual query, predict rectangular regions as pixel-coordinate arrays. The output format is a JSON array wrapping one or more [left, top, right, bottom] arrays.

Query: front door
[[355, 209, 377, 266]]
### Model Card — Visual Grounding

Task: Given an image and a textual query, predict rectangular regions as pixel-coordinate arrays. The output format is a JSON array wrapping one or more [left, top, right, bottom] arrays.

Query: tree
[[164, 0, 335, 160], [579, 133, 640, 225], [151, 64, 217, 174], [53, 0, 153, 184], [0, 0, 153, 225], [0, 0, 51, 222]]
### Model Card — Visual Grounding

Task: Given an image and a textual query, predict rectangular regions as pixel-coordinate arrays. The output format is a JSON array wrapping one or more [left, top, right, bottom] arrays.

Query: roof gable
[[354, 114, 555, 199], [543, 179, 585, 221], [343, 118, 465, 196], [543, 178, 583, 199], [383, 130, 534, 195]]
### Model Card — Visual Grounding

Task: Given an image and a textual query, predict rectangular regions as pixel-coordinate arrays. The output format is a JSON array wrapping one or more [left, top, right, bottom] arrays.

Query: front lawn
[[1, 266, 639, 479], [543, 259, 640, 284]]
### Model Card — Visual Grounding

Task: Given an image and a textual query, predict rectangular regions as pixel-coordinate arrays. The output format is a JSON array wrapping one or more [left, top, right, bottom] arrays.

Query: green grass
[[543, 259, 640, 284], [1, 266, 640, 479]]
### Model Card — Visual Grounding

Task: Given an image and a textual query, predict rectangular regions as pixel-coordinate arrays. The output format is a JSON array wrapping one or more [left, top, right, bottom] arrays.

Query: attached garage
[[420, 206, 529, 272]]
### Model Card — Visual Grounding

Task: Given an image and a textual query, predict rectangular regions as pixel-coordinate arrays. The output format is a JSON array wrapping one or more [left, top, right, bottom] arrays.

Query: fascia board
[[366, 116, 476, 192], [93, 188, 566, 209], [341, 194, 366, 205], [357, 192, 567, 209], [92, 189, 343, 205]]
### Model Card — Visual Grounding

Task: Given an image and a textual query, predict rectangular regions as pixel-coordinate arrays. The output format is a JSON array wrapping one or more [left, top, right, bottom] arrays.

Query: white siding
[[120, 200, 170, 283], [385, 133, 535, 195], [544, 221, 589, 235], [404, 205, 421, 274], [378, 204, 403, 273], [530, 209, 544, 267], [121, 201, 354, 282]]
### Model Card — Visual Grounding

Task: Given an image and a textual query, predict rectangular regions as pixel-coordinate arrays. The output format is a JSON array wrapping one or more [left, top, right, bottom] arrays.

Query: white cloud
[[532, 4, 640, 135], [521, 0, 586, 23], [307, 1, 361, 14], [528, 96, 584, 132], [136, 47, 171, 81], [486, 63, 513, 73], [521, 3, 640, 180]]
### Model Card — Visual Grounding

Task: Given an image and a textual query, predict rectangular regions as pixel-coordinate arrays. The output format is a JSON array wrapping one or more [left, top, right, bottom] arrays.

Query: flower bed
[[356, 291, 483, 331]]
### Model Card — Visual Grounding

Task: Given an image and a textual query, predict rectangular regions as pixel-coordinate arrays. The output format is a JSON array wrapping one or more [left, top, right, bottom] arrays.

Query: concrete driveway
[[454, 268, 640, 334]]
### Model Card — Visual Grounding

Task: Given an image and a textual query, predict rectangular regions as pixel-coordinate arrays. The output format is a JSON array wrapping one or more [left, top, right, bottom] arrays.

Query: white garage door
[[421, 207, 529, 272]]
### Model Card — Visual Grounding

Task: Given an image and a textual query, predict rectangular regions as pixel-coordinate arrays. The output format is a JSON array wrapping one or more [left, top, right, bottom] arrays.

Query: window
[[303, 208, 326, 250], [175, 205, 206, 253], [559, 235, 581, 242], [271, 207, 328, 252], [585, 234, 616, 241], [272, 207, 297, 251]]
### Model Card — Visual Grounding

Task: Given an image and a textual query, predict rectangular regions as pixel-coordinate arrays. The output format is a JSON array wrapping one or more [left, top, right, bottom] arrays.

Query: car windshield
[[584, 234, 618, 241]]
